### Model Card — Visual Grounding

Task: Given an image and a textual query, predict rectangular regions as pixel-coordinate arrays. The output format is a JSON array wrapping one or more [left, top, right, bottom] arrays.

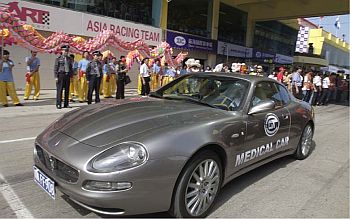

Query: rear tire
[[294, 123, 313, 160], [169, 151, 222, 218]]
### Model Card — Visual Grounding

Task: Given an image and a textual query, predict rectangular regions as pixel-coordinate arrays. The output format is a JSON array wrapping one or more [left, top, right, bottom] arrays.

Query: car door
[[234, 81, 291, 170]]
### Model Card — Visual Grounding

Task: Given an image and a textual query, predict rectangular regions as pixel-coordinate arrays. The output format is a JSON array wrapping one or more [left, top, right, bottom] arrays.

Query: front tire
[[169, 151, 222, 218], [294, 123, 314, 160]]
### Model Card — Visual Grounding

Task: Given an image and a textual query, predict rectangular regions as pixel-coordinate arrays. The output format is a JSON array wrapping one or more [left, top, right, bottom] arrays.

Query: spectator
[[318, 73, 330, 105], [24, 51, 40, 100], [311, 71, 322, 106], [291, 67, 303, 100], [0, 50, 23, 107], [140, 58, 150, 96]]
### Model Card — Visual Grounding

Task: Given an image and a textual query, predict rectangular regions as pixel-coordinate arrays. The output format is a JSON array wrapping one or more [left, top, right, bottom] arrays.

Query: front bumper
[[33, 145, 185, 216]]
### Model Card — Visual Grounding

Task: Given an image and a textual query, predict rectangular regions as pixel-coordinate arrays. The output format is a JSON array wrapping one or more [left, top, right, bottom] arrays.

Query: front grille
[[35, 145, 79, 183]]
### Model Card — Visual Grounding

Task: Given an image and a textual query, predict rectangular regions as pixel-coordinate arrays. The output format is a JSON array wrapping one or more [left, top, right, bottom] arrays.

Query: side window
[[251, 82, 282, 108], [276, 84, 291, 105]]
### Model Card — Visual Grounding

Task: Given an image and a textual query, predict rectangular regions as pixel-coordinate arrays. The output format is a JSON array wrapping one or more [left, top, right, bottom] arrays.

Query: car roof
[[189, 72, 279, 84]]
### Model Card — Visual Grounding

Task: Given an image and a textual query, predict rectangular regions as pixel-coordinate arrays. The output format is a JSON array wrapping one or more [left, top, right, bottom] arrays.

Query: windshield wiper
[[149, 92, 163, 99], [163, 95, 218, 109]]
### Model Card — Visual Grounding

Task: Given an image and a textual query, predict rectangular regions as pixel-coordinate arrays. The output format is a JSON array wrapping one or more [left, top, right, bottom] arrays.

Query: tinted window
[[251, 82, 282, 107], [276, 84, 291, 105], [160, 75, 250, 111]]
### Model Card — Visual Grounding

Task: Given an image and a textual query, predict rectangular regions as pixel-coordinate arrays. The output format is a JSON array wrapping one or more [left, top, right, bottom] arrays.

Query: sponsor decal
[[264, 113, 280, 137], [174, 36, 186, 46], [166, 31, 217, 52], [2, 1, 50, 29], [255, 51, 261, 58], [235, 136, 289, 167]]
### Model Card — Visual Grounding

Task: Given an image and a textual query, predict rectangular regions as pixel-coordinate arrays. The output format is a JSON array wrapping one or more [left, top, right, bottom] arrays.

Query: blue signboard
[[167, 31, 217, 53], [253, 50, 275, 59]]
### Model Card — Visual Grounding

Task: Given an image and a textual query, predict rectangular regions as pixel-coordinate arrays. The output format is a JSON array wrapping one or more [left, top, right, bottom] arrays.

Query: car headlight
[[90, 142, 148, 173]]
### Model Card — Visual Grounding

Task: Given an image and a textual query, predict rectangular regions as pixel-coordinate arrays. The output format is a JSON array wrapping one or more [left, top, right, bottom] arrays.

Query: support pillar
[[208, 0, 220, 68], [245, 15, 255, 47]]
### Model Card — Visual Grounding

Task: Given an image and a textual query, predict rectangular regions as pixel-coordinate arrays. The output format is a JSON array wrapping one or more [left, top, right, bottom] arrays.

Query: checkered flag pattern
[[42, 13, 50, 25], [295, 26, 309, 53]]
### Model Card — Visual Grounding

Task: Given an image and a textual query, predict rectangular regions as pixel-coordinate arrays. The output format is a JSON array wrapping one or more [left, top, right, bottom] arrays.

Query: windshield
[[155, 75, 250, 111]]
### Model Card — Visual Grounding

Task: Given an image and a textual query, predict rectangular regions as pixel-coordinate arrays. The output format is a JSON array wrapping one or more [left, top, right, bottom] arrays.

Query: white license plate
[[33, 166, 55, 199]]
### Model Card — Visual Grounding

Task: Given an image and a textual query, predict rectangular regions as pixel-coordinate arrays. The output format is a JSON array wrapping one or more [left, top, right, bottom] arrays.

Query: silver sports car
[[33, 73, 314, 217]]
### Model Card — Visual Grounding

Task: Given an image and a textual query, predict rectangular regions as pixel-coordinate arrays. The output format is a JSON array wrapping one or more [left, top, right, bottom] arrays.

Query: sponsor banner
[[217, 41, 253, 58], [166, 31, 217, 53], [253, 49, 275, 59], [275, 53, 293, 64], [82, 14, 161, 45], [0, 0, 162, 45]]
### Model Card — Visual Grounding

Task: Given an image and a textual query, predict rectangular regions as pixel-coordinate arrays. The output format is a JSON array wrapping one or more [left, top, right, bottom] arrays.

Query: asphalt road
[[0, 93, 349, 218]]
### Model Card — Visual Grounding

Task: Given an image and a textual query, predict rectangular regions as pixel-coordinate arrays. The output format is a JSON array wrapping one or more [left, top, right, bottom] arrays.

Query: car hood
[[52, 97, 224, 147]]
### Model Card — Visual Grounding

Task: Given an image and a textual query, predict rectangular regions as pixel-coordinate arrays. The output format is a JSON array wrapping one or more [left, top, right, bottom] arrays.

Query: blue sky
[[306, 14, 350, 43]]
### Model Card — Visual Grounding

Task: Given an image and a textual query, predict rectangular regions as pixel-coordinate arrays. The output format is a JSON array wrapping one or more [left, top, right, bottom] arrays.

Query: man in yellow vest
[[78, 51, 90, 102], [0, 50, 23, 107], [24, 51, 40, 100]]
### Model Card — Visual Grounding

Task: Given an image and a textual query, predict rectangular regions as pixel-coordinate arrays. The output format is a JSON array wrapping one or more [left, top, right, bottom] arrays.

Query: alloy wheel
[[184, 159, 221, 217]]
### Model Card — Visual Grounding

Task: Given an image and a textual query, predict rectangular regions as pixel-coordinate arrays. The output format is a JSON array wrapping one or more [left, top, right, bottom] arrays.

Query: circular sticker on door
[[264, 113, 280, 136]]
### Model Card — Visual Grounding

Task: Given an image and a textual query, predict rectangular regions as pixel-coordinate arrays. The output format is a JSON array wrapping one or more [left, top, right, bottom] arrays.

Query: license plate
[[33, 166, 55, 199]]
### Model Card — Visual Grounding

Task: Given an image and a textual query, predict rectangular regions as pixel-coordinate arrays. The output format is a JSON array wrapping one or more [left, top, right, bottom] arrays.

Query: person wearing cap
[[86, 51, 103, 104], [0, 50, 23, 107], [116, 56, 128, 99], [78, 51, 90, 102], [250, 65, 264, 76], [54, 45, 73, 109], [69, 54, 79, 102], [140, 58, 151, 96], [185, 59, 201, 73], [277, 67, 285, 83], [24, 51, 40, 100]]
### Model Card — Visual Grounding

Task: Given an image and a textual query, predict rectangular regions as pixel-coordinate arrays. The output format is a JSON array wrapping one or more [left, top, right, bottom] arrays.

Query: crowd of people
[[0, 47, 348, 108], [53, 46, 131, 109]]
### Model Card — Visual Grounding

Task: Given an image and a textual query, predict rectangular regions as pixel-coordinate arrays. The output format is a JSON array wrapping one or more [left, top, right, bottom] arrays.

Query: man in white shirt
[[140, 58, 150, 96], [311, 72, 322, 106], [318, 73, 330, 105]]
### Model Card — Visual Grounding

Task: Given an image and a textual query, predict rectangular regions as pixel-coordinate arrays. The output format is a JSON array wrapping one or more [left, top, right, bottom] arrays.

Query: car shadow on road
[[61, 141, 316, 218], [211, 140, 317, 213]]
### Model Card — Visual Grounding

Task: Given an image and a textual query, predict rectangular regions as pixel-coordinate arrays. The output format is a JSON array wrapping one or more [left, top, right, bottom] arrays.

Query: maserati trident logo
[[264, 113, 280, 137]]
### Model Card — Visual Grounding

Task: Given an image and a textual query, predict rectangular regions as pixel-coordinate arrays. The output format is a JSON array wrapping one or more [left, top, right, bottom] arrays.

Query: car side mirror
[[248, 100, 275, 115]]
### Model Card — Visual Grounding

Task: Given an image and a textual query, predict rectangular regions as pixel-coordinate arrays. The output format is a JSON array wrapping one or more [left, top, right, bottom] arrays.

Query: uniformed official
[[116, 56, 128, 99], [54, 45, 73, 109], [86, 51, 103, 104]]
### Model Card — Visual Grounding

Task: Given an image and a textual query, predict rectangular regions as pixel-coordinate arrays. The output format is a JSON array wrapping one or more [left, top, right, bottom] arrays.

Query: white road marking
[[0, 174, 34, 218], [0, 137, 36, 144]]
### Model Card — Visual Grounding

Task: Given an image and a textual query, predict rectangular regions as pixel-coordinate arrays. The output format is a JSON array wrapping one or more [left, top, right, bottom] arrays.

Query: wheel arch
[[169, 143, 227, 211]]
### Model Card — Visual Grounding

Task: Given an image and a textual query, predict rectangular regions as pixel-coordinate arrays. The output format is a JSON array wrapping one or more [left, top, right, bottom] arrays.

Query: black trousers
[[319, 88, 329, 105], [311, 86, 322, 106], [141, 77, 150, 96], [303, 90, 312, 102], [292, 86, 303, 100], [87, 75, 101, 104], [56, 73, 70, 107], [116, 73, 125, 99]]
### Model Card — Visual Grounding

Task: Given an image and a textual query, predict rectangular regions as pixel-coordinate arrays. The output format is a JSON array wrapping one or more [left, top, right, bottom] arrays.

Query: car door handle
[[282, 114, 289, 120]]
